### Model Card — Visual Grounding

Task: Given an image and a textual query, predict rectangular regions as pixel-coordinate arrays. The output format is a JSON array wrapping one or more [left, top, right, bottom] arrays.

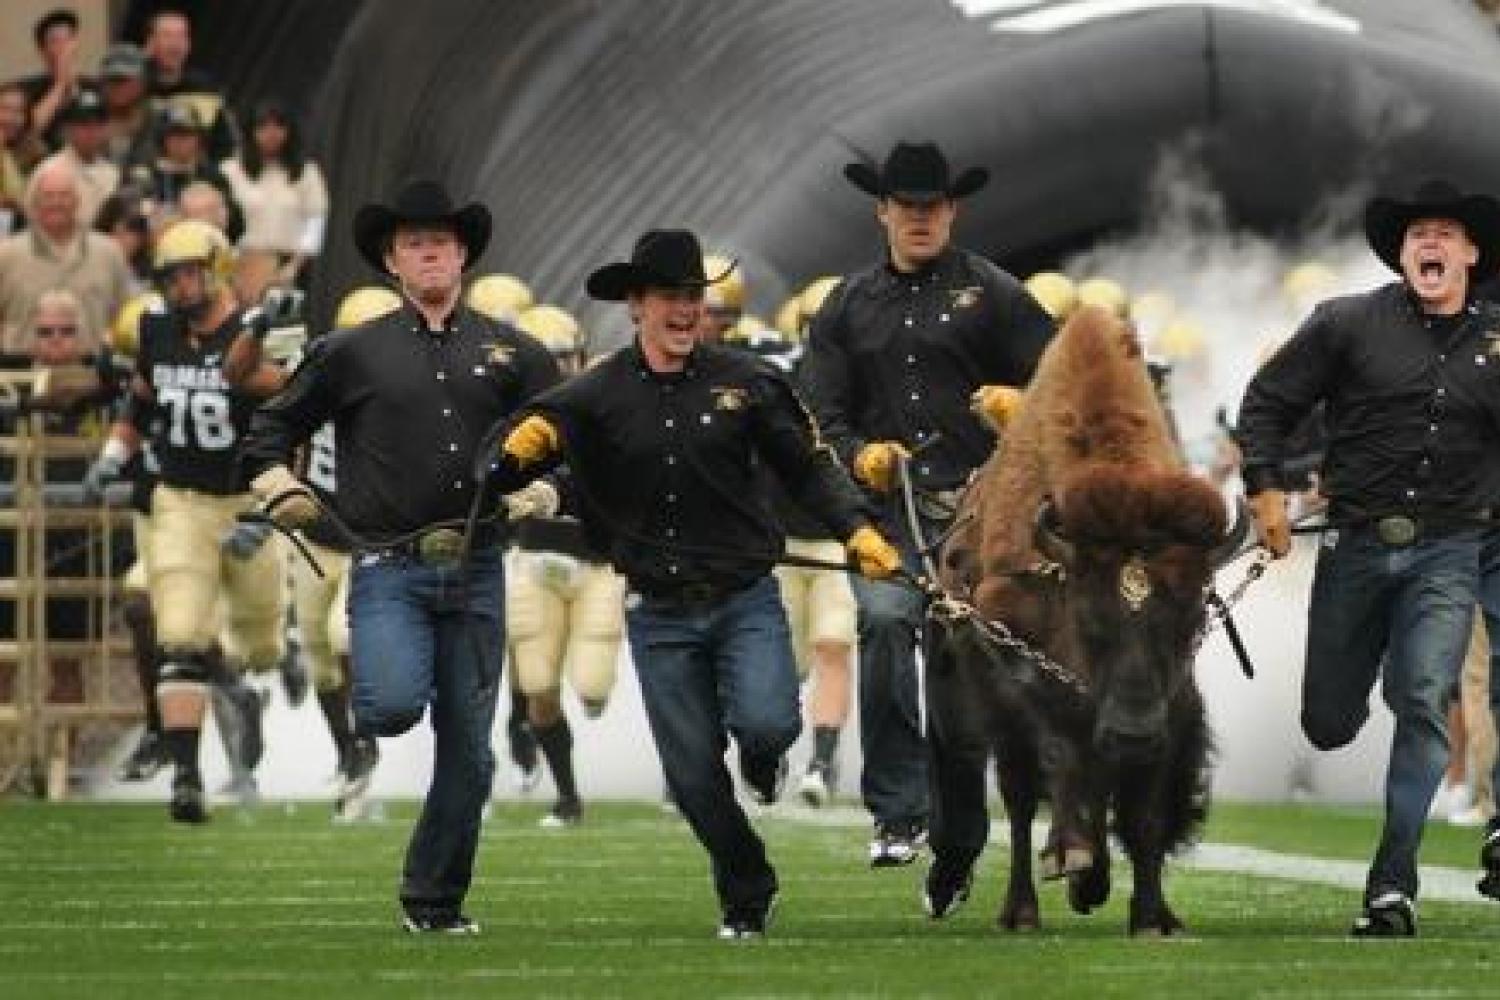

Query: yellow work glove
[[971, 384, 1024, 433], [852, 440, 911, 493], [250, 464, 319, 530], [502, 414, 560, 468], [1248, 488, 1291, 559], [846, 525, 902, 580]]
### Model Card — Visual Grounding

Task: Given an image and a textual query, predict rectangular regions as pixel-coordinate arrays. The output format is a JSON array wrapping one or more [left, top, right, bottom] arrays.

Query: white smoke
[[1061, 138, 1389, 473]]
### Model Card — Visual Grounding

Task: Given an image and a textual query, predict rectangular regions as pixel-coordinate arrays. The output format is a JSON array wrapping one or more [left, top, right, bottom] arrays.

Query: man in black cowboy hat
[[799, 141, 1054, 879], [1239, 178, 1500, 937], [241, 178, 559, 934], [480, 227, 902, 939]]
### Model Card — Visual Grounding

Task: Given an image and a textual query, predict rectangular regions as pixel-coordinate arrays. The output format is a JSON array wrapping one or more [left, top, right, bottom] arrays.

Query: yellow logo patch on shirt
[[485, 343, 516, 366], [712, 385, 749, 411], [1483, 331, 1500, 358], [950, 286, 983, 310]]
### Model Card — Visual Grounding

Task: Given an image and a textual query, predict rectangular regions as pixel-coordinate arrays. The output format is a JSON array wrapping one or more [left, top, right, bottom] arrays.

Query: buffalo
[[928, 304, 1247, 935]]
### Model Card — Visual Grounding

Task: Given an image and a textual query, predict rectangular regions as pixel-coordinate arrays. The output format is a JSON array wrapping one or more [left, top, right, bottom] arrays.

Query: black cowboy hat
[[1364, 178, 1500, 279], [844, 141, 988, 202], [585, 229, 735, 301], [353, 179, 491, 274]]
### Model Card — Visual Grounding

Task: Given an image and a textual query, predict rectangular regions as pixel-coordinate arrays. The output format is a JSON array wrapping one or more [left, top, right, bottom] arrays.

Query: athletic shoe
[[923, 861, 973, 920], [870, 821, 927, 868], [118, 729, 168, 782], [1478, 825, 1500, 901], [799, 760, 833, 808], [1350, 890, 1416, 938], [539, 796, 583, 829], [401, 911, 480, 935], [169, 770, 208, 824], [717, 893, 778, 940], [741, 751, 788, 807]]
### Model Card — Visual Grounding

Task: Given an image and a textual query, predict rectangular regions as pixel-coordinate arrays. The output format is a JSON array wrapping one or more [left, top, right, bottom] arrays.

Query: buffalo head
[[1033, 472, 1248, 762]]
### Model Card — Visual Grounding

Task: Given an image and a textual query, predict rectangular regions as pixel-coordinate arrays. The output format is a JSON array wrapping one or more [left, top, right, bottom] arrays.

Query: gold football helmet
[[334, 286, 402, 330], [466, 273, 534, 322]]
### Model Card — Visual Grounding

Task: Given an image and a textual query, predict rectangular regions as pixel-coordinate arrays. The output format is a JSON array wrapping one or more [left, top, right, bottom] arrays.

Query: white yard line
[[775, 805, 1493, 905]]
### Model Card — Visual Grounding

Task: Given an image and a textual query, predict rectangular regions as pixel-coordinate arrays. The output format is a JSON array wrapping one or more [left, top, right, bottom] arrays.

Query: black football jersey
[[134, 310, 261, 496]]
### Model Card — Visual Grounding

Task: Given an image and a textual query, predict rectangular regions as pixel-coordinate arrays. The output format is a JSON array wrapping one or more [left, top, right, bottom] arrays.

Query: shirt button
[[906, 355, 916, 365], [665, 418, 675, 428], [443, 408, 453, 417], [666, 455, 677, 465], [665, 528, 677, 538], [1436, 388, 1446, 397], [1405, 489, 1417, 499], [910, 392, 921, 401], [436, 371, 447, 381], [919, 464, 931, 476], [668, 564, 680, 575], [449, 443, 459, 452], [1439, 354, 1447, 362], [910, 285, 920, 293], [1429, 423, 1439, 433], [666, 493, 678, 503], [939, 313, 950, 323], [453, 480, 463, 489], [904, 317, 914, 327]]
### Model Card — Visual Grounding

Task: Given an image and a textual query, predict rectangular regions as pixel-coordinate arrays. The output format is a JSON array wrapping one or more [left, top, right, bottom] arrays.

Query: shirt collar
[[630, 335, 698, 383]]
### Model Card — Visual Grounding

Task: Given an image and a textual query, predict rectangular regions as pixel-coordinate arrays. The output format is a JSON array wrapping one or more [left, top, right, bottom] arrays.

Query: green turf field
[[2, 799, 1499, 999]]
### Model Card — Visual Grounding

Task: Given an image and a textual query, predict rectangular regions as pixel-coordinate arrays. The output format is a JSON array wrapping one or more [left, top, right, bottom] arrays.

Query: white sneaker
[[1431, 780, 1471, 819], [798, 765, 830, 808], [1451, 803, 1493, 828]]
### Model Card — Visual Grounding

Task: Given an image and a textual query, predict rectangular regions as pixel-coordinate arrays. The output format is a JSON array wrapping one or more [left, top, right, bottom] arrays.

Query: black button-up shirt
[[800, 246, 1055, 491], [241, 302, 559, 542], [486, 340, 872, 595], [1238, 283, 1500, 517]]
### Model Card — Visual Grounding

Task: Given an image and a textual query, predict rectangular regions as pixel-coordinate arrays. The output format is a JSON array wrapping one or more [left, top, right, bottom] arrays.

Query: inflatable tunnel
[[178, 0, 1500, 331]]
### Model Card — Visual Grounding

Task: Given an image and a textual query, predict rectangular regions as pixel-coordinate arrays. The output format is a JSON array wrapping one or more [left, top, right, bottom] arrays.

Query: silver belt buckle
[[1375, 515, 1418, 548], [417, 527, 466, 566]]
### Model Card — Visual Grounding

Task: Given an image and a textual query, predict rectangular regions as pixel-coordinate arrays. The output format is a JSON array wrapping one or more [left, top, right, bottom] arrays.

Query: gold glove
[[1249, 488, 1291, 559], [852, 440, 911, 493], [502, 480, 560, 521], [971, 384, 1024, 433], [250, 464, 319, 530], [503, 414, 560, 468], [846, 525, 902, 580]]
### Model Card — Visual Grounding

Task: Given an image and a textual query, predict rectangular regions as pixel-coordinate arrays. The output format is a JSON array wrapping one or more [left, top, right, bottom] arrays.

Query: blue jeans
[[1302, 527, 1481, 900], [624, 575, 800, 909], [849, 504, 935, 827], [349, 546, 504, 917]]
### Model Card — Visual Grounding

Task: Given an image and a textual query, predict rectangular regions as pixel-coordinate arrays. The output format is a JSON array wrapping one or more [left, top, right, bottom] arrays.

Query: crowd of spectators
[[0, 5, 328, 365]]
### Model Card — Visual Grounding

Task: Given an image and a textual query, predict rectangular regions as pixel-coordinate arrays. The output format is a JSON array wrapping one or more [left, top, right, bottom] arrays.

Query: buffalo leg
[[1115, 762, 1183, 935], [994, 726, 1042, 930]]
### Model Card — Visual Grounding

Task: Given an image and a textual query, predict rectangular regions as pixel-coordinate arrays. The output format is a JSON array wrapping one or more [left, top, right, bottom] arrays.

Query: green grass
[[2, 800, 1499, 999]]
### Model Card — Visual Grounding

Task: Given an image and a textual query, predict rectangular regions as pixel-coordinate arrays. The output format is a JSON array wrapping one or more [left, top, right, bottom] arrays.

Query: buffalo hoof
[[1040, 844, 1093, 881], [1128, 902, 1185, 937], [998, 900, 1041, 931], [1067, 865, 1111, 915]]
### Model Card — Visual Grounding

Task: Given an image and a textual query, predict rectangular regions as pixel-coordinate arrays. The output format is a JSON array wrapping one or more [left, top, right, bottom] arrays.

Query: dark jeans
[[624, 575, 800, 910], [1302, 526, 1481, 900], [848, 502, 939, 827], [348, 546, 504, 918]]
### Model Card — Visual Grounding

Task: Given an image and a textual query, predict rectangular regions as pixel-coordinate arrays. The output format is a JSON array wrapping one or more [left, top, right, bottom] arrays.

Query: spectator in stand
[[144, 9, 238, 163], [98, 44, 153, 172], [94, 193, 152, 291], [1, 82, 47, 172], [0, 157, 130, 355], [15, 8, 87, 150], [221, 98, 328, 291], [129, 105, 242, 243], [41, 88, 119, 228], [26, 288, 87, 368]]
